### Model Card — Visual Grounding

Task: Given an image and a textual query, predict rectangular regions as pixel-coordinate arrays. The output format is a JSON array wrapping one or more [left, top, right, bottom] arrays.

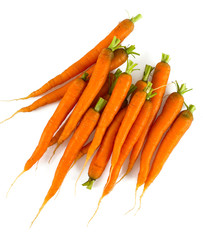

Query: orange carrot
[[136, 82, 192, 191], [30, 97, 107, 227], [83, 107, 127, 189], [139, 104, 195, 209], [86, 60, 138, 162], [88, 95, 154, 223], [110, 82, 153, 171], [10, 14, 141, 100], [55, 38, 120, 149], [124, 53, 171, 177]]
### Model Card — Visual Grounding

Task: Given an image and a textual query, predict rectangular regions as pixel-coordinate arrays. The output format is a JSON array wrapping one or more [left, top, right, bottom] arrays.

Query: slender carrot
[[136, 82, 192, 190], [138, 104, 195, 209], [88, 95, 154, 223], [124, 53, 171, 177], [86, 60, 138, 162], [30, 97, 107, 227], [10, 14, 141, 101], [110, 82, 153, 171], [6, 75, 89, 194], [82, 107, 127, 189], [55, 38, 120, 150]]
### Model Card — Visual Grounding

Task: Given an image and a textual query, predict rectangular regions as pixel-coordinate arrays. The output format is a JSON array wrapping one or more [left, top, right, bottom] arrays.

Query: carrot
[[136, 82, 192, 191], [123, 53, 171, 177], [82, 107, 127, 189], [6, 75, 90, 194], [9, 14, 141, 101], [138, 104, 195, 210], [88, 94, 154, 223], [86, 60, 138, 163], [30, 97, 107, 227], [54, 38, 120, 151], [110, 82, 153, 172]]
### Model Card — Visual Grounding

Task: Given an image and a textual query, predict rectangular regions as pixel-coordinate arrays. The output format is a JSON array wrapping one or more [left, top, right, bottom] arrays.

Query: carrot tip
[[87, 195, 103, 226], [30, 199, 47, 228], [48, 143, 60, 163], [0, 110, 21, 124]]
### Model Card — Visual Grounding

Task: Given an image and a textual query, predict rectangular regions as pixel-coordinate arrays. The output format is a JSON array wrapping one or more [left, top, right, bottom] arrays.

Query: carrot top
[[94, 97, 107, 113], [174, 80, 192, 95], [108, 36, 121, 51], [144, 82, 157, 100], [161, 53, 170, 63], [142, 64, 154, 82], [130, 14, 142, 23], [124, 45, 140, 57], [184, 103, 196, 114], [80, 72, 90, 81]]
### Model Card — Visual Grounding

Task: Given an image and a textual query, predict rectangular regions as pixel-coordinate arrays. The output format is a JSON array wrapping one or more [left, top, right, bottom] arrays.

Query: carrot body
[[83, 107, 127, 189], [86, 73, 132, 161], [136, 91, 184, 188], [126, 55, 171, 175], [143, 105, 195, 193], [25, 16, 140, 100], [24, 78, 87, 171], [57, 48, 113, 145], [102, 100, 152, 196], [31, 98, 107, 226], [111, 90, 146, 169]]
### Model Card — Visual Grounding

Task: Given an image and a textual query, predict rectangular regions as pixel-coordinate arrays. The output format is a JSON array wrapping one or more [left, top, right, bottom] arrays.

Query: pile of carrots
[[1, 13, 195, 227]]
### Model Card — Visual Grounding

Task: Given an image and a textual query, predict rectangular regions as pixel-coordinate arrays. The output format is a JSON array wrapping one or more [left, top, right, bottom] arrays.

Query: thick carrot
[[86, 60, 138, 162], [136, 82, 192, 190], [88, 97, 153, 223], [30, 97, 107, 227], [83, 107, 127, 189], [55, 39, 120, 149], [12, 14, 141, 100], [139, 104, 195, 207], [110, 82, 153, 171], [124, 53, 171, 176]]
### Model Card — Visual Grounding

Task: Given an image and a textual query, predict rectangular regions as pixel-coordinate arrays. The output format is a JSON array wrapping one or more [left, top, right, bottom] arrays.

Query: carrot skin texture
[[58, 48, 113, 145], [111, 90, 146, 168], [27, 19, 134, 98], [24, 78, 86, 171], [86, 73, 132, 161], [127, 60, 171, 175], [88, 107, 127, 180], [144, 109, 194, 190], [136, 92, 184, 188]]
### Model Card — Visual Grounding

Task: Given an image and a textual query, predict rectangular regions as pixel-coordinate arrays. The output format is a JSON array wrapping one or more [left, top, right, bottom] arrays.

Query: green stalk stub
[[127, 84, 137, 98], [94, 97, 107, 113], [82, 178, 95, 190], [109, 69, 123, 95], [130, 14, 142, 23], [161, 53, 170, 63], [144, 82, 157, 100], [124, 45, 140, 57], [125, 59, 139, 75], [174, 80, 193, 95], [142, 64, 154, 82], [81, 72, 89, 81], [184, 103, 196, 113], [108, 36, 121, 52]]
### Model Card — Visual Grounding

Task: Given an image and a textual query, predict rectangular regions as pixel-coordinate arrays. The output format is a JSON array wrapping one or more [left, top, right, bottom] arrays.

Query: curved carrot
[[139, 104, 195, 208], [86, 60, 138, 162], [83, 107, 127, 189], [11, 14, 141, 100], [30, 98, 107, 227], [124, 53, 171, 176], [88, 97, 153, 223], [136, 82, 192, 190], [55, 39, 120, 148]]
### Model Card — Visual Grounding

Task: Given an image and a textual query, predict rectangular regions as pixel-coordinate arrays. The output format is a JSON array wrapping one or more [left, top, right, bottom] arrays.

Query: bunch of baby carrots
[[1, 13, 195, 227]]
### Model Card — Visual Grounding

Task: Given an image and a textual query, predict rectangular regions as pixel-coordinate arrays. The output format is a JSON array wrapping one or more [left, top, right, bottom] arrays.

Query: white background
[[0, 0, 203, 239]]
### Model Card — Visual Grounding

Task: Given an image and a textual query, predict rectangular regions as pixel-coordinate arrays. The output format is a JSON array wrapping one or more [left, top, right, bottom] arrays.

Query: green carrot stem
[[126, 84, 137, 98], [174, 81, 193, 95], [108, 69, 122, 95], [94, 97, 107, 113], [161, 53, 170, 63], [124, 45, 140, 57], [187, 104, 196, 113], [130, 14, 142, 23], [82, 178, 95, 190], [142, 64, 154, 82], [125, 59, 139, 74], [108, 36, 121, 52], [81, 72, 89, 81]]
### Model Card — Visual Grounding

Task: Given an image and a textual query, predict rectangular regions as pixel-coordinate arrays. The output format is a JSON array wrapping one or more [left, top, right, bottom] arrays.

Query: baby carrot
[[86, 60, 138, 162], [11, 14, 141, 100], [30, 97, 107, 227], [139, 104, 195, 209], [124, 53, 171, 177]]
